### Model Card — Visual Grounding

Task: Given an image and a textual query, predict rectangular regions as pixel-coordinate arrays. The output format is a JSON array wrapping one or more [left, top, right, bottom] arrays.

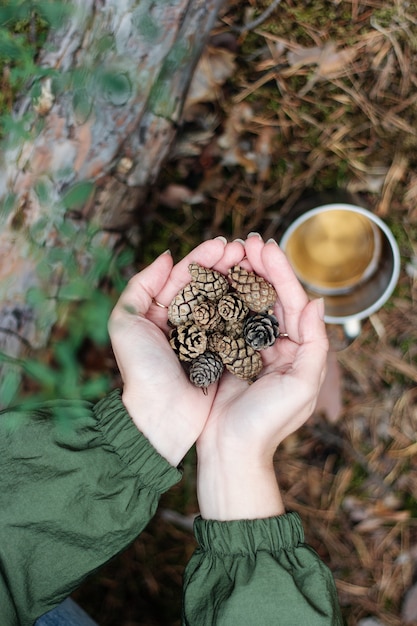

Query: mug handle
[[325, 319, 362, 351], [343, 318, 362, 340]]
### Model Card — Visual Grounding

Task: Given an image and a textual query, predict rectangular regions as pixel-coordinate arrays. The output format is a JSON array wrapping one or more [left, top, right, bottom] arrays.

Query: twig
[[230, 0, 283, 34], [0, 328, 33, 350], [159, 509, 197, 533], [309, 425, 391, 496]]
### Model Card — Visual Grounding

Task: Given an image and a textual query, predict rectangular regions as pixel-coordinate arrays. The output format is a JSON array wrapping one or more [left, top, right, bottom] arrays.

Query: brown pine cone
[[228, 265, 277, 313], [169, 322, 207, 361], [243, 313, 279, 350], [168, 282, 205, 326], [206, 331, 224, 353], [217, 293, 249, 321], [193, 300, 224, 332], [189, 351, 224, 391], [215, 335, 263, 381], [224, 318, 245, 339], [189, 263, 229, 300]]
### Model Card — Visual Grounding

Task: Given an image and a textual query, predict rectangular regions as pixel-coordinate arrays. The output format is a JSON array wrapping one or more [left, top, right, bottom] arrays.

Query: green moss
[[371, 7, 399, 28], [348, 461, 370, 491], [403, 493, 417, 517], [388, 219, 415, 258], [316, 161, 350, 190], [258, 1, 356, 43]]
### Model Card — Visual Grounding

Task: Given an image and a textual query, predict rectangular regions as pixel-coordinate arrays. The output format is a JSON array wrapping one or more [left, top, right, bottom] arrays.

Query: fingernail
[[161, 249, 172, 255], [215, 236, 227, 244], [233, 238, 245, 244], [316, 298, 325, 321], [247, 232, 263, 239], [266, 238, 278, 245]]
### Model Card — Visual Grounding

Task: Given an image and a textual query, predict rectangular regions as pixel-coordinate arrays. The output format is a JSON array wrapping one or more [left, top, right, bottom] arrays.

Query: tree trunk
[[0, 0, 225, 405]]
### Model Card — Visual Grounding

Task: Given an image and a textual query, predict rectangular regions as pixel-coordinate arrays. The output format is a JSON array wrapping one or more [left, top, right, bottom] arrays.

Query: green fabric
[[0, 390, 342, 626], [0, 390, 182, 626], [183, 513, 343, 625]]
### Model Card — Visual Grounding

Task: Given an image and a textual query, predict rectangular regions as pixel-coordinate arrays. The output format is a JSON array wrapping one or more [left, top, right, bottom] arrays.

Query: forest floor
[[61, 1, 417, 624]]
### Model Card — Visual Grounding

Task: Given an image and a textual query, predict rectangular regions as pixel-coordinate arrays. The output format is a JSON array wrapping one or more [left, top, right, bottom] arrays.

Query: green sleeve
[[183, 511, 343, 626], [0, 389, 182, 626]]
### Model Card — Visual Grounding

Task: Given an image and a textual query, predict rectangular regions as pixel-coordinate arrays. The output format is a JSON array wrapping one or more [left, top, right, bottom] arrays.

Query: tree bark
[[0, 0, 225, 405]]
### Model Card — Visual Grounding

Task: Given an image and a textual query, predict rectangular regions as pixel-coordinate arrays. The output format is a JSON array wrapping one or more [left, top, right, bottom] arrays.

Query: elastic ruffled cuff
[[93, 389, 182, 494], [193, 511, 305, 556]]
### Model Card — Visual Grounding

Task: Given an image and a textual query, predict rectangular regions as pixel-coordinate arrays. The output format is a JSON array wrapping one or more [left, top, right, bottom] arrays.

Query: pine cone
[[206, 331, 225, 353], [168, 263, 280, 384], [189, 351, 224, 391], [169, 322, 207, 361], [168, 282, 205, 326], [215, 335, 263, 381], [243, 313, 279, 350], [228, 265, 277, 313], [224, 318, 245, 339], [217, 293, 249, 321], [189, 263, 229, 300], [193, 300, 224, 332]]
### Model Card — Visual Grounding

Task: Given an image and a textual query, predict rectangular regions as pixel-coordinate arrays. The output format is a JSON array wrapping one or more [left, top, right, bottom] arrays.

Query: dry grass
[[74, 1, 417, 624]]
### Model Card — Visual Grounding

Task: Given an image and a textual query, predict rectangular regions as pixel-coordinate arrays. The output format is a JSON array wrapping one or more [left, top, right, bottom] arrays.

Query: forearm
[[197, 451, 285, 520], [191, 444, 342, 624], [0, 390, 181, 626]]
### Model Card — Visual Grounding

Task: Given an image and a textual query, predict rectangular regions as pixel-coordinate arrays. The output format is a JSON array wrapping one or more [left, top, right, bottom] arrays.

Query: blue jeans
[[35, 598, 98, 626]]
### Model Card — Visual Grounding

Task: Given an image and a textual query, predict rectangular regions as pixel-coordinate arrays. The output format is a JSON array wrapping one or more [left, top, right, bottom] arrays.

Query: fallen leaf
[[217, 102, 258, 172], [287, 45, 324, 67], [184, 45, 236, 110], [158, 184, 204, 209], [287, 42, 358, 78], [254, 126, 275, 182]]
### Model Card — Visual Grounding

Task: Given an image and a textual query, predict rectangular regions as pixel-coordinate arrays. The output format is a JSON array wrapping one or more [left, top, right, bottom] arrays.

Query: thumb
[[116, 250, 173, 316], [299, 298, 327, 344], [293, 298, 329, 389]]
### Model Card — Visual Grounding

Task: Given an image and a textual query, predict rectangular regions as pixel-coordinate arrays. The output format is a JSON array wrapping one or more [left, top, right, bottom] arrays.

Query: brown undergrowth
[[73, 1, 417, 624]]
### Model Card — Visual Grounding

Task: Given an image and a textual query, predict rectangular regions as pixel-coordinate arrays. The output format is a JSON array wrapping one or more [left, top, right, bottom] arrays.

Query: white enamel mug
[[280, 203, 401, 339]]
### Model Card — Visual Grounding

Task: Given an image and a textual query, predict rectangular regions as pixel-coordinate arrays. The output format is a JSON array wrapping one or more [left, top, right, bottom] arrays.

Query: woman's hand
[[196, 234, 329, 519], [108, 238, 245, 467]]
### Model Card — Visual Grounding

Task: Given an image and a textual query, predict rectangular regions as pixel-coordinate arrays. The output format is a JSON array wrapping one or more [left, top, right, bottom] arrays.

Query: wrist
[[122, 388, 187, 467], [196, 447, 285, 521]]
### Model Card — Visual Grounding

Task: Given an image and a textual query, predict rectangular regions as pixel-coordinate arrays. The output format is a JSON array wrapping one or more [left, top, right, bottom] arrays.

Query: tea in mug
[[284, 209, 381, 295]]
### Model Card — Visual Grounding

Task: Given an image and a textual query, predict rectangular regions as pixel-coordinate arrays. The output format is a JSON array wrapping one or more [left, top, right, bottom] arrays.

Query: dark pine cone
[[243, 313, 279, 350], [189, 351, 224, 391], [169, 322, 207, 361]]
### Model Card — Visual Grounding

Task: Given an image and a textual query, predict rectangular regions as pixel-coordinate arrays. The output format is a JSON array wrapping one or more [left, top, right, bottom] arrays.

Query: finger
[[261, 240, 310, 340], [299, 298, 327, 344], [156, 238, 228, 306], [241, 237, 308, 339], [292, 298, 329, 388], [242, 233, 265, 273], [266, 299, 328, 437], [212, 240, 246, 274], [113, 250, 173, 317], [241, 236, 287, 332]]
